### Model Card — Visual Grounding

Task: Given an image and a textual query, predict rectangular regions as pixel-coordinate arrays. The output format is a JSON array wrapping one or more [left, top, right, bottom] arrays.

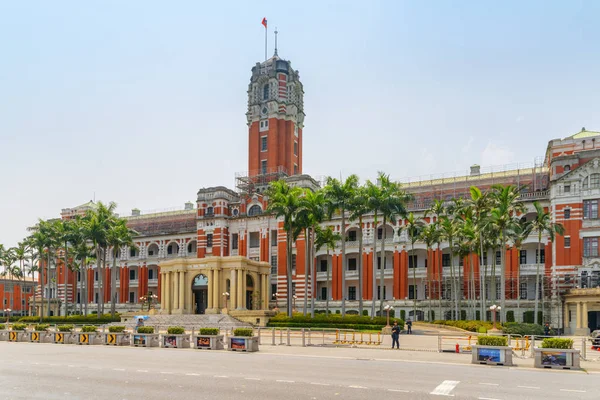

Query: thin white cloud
[[481, 141, 516, 167]]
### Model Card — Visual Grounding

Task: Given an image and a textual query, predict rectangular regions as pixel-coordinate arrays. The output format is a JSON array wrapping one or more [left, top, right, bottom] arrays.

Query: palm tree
[[314, 226, 341, 315], [420, 223, 440, 321], [267, 180, 304, 316], [84, 201, 117, 316], [490, 185, 525, 322], [54, 219, 75, 316], [14, 242, 28, 314], [323, 174, 359, 317], [439, 216, 461, 319], [364, 180, 383, 318], [405, 212, 424, 321], [107, 219, 137, 318], [376, 173, 410, 315], [297, 189, 328, 317], [348, 185, 370, 315], [511, 217, 532, 314], [28, 219, 58, 319], [530, 201, 564, 324]]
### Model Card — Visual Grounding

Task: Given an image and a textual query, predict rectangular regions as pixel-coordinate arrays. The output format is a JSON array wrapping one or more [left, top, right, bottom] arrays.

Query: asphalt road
[[0, 342, 598, 400]]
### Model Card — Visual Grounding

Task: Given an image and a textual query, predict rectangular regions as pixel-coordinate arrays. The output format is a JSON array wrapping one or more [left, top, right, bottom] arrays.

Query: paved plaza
[[1, 338, 599, 400]]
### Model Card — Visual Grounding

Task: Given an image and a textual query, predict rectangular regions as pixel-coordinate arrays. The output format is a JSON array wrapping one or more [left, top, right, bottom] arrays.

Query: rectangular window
[[409, 285, 417, 300], [130, 248, 136, 257], [564, 236, 571, 248], [206, 234, 213, 247], [294, 164, 298, 175], [292, 254, 297, 274], [129, 269, 136, 280], [520, 283, 528, 300], [271, 284, 277, 298], [348, 230, 357, 242], [294, 141, 298, 156], [129, 292, 135, 303], [496, 282, 501, 300], [536, 249, 546, 263], [321, 287, 328, 301], [459, 256, 464, 267], [249, 232, 260, 248], [348, 258, 357, 271], [348, 286, 356, 301], [592, 174, 600, 187], [77, 292, 81, 304], [271, 230, 278, 246], [584, 237, 599, 257], [377, 228, 383, 240], [442, 254, 450, 267], [564, 185, 571, 193], [95, 293, 99, 304], [519, 250, 527, 265], [564, 209, 571, 219], [95, 271, 98, 281], [482, 252, 488, 265], [148, 269, 154, 280], [232, 234, 239, 250], [77, 271, 81, 282], [377, 286, 386, 300], [320, 259, 328, 272], [261, 136, 267, 151], [148, 249, 155, 256], [409, 255, 417, 268], [261, 160, 268, 175], [424, 284, 428, 299], [292, 282, 296, 295], [270, 255, 277, 273], [496, 251, 502, 264], [259, 119, 269, 131], [584, 199, 599, 219]]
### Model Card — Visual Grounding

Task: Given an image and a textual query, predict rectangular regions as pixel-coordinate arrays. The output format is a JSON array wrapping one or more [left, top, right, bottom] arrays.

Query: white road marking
[[214, 375, 229, 378], [479, 383, 499, 386], [349, 385, 367, 389], [518, 386, 540, 389], [276, 380, 295, 383], [245, 378, 261, 381], [478, 397, 502, 400], [160, 372, 174, 375], [431, 380, 460, 396], [310, 383, 330, 386], [560, 389, 586, 393], [113, 368, 125, 371], [185, 373, 200, 376], [388, 389, 410, 393], [136, 370, 148, 373]]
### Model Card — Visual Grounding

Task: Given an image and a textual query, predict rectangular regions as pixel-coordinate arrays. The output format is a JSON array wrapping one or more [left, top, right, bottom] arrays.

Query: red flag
[[262, 17, 267, 29]]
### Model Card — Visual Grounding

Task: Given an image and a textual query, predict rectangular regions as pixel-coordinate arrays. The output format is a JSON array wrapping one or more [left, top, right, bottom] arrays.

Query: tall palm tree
[[297, 189, 328, 317], [530, 201, 564, 324], [28, 219, 58, 319], [376, 173, 410, 315], [323, 174, 359, 317], [490, 185, 525, 322], [406, 212, 424, 321], [267, 180, 303, 316], [439, 216, 461, 319], [420, 223, 440, 321], [54, 219, 75, 316], [511, 217, 532, 314], [364, 180, 383, 318], [107, 219, 138, 318], [314, 226, 341, 315], [349, 185, 370, 315], [14, 242, 28, 314]]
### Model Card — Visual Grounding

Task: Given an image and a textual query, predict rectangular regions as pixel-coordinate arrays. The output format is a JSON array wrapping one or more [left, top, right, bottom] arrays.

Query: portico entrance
[[192, 274, 209, 314]]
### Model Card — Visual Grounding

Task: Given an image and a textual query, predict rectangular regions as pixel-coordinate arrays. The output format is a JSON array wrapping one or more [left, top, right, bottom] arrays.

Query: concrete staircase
[[107, 314, 251, 332]]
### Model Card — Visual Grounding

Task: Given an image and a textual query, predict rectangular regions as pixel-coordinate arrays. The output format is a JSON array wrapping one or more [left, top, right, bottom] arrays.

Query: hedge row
[[267, 322, 395, 331], [501, 322, 545, 336], [477, 335, 508, 346], [541, 338, 573, 349], [269, 313, 389, 326], [18, 314, 121, 324], [432, 320, 494, 333]]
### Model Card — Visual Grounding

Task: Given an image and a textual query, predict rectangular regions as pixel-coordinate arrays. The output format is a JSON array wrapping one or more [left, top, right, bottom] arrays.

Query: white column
[[230, 269, 237, 309], [173, 271, 180, 310], [576, 302, 582, 329], [207, 270, 213, 309], [165, 272, 171, 313], [583, 301, 589, 330], [179, 270, 185, 312], [213, 269, 220, 309], [160, 272, 165, 311]]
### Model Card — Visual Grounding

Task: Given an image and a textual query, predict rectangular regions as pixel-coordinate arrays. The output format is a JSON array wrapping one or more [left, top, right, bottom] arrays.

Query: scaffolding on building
[[126, 210, 197, 237], [235, 166, 289, 194]]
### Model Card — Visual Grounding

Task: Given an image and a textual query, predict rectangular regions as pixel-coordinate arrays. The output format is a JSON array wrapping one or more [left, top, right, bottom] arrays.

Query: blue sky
[[1, 0, 599, 247]]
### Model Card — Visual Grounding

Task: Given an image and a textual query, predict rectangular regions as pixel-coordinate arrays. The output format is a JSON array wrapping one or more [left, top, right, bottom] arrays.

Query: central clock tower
[[246, 54, 305, 184]]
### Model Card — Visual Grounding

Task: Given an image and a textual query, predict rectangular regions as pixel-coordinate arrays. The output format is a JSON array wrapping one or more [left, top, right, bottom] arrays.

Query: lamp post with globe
[[222, 292, 230, 311], [490, 305, 501, 331], [384, 304, 394, 328], [4, 308, 11, 324]]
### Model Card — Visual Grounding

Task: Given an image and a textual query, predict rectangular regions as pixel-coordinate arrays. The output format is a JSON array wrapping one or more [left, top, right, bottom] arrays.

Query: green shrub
[[108, 326, 126, 333], [506, 311, 515, 323], [400, 310, 406, 320], [478, 326, 488, 334], [477, 335, 508, 346], [233, 328, 254, 337], [12, 323, 27, 331], [475, 311, 481, 321], [35, 324, 50, 331], [429, 310, 435, 321], [18, 313, 121, 325], [199, 328, 220, 335], [137, 327, 154, 334], [81, 325, 97, 333], [460, 310, 467, 321], [0, 324, 5, 330], [431, 320, 495, 333], [335, 310, 340, 314], [541, 338, 573, 349], [58, 324, 74, 332], [362, 310, 368, 316], [523, 311, 543, 325], [167, 326, 185, 334], [502, 322, 544, 336]]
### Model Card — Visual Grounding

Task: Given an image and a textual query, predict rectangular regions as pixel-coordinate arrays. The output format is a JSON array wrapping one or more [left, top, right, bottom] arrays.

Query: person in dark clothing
[[391, 321, 400, 349], [544, 322, 550, 336], [407, 318, 413, 334]]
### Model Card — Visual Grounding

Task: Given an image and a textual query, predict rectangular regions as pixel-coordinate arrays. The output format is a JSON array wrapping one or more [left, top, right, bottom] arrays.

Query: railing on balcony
[[148, 278, 158, 286], [129, 279, 139, 287], [519, 190, 549, 200], [518, 263, 544, 273], [231, 249, 239, 256]]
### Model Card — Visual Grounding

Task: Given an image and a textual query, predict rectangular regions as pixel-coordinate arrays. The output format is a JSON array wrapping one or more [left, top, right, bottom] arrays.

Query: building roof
[[568, 127, 600, 140]]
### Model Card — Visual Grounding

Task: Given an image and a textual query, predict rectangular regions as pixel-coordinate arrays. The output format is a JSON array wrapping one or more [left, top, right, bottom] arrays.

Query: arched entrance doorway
[[192, 274, 209, 314], [246, 274, 254, 310]]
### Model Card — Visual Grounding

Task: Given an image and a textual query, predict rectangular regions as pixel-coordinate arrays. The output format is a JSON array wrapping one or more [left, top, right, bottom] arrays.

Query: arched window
[[263, 84, 269, 100], [564, 165, 571, 172], [583, 176, 589, 189], [248, 205, 262, 216]]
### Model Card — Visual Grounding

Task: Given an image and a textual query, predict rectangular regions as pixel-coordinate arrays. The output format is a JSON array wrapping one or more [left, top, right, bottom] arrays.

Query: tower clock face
[[261, 107, 268, 117]]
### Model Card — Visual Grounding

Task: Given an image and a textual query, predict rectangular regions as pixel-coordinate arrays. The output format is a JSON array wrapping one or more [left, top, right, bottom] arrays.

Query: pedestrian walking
[[391, 321, 400, 349], [407, 318, 413, 334], [544, 322, 550, 336], [136, 317, 144, 333]]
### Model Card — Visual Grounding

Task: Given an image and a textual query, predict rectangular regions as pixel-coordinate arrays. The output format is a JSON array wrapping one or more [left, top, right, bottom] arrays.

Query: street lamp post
[[4, 308, 11, 324], [292, 295, 297, 312], [490, 305, 501, 331], [222, 292, 230, 310], [384, 304, 394, 328]]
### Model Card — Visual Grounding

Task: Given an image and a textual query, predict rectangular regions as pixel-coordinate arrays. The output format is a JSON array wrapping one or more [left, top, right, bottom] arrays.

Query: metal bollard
[[302, 328, 306, 347], [582, 338, 587, 360], [257, 327, 261, 345], [438, 335, 442, 353], [272, 328, 276, 345], [279, 328, 283, 345], [286, 328, 291, 346], [307, 328, 311, 346], [530, 336, 535, 358]]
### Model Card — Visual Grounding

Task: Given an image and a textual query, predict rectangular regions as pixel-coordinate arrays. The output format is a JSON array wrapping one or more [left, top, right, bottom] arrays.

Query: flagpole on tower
[[262, 17, 268, 61]]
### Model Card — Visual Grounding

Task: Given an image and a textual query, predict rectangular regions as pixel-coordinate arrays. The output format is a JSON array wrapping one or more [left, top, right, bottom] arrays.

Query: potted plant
[[0, 323, 8, 341], [30, 324, 51, 343], [471, 335, 513, 366], [9, 323, 28, 342], [104, 326, 131, 346], [534, 338, 580, 370], [53, 324, 75, 344], [162, 326, 190, 349], [228, 328, 259, 352], [131, 326, 160, 347], [193, 327, 224, 350], [77, 325, 102, 345]]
